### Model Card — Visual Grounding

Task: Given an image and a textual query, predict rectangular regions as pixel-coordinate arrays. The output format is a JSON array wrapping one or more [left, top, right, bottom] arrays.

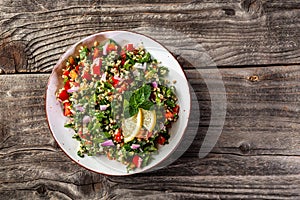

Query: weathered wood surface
[[0, 0, 300, 73], [1, 0, 300, 199], [1, 65, 300, 199]]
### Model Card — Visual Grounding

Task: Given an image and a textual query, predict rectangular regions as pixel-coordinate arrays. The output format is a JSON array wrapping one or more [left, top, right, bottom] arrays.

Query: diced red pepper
[[58, 89, 69, 101], [157, 135, 166, 145], [126, 44, 134, 51], [63, 102, 72, 116], [132, 155, 142, 168], [82, 72, 92, 80]]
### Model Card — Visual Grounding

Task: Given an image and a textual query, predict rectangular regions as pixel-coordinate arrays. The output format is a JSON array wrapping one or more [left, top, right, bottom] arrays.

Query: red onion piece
[[102, 42, 108, 55], [100, 105, 108, 111], [74, 105, 85, 112], [67, 87, 79, 93], [101, 139, 115, 147], [101, 73, 107, 81], [131, 144, 140, 149], [82, 115, 91, 124], [152, 81, 158, 88]]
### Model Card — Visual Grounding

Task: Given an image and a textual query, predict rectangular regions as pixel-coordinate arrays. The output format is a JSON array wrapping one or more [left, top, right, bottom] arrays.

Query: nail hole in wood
[[239, 142, 251, 154], [223, 8, 236, 16]]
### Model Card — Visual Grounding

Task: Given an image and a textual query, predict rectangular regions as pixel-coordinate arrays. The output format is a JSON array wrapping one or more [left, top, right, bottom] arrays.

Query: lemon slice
[[141, 109, 156, 132], [122, 109, 143, 143]]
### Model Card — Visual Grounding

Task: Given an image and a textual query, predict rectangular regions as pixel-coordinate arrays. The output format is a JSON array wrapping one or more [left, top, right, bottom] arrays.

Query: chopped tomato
[[92, 58, 102, 75], [58, 89, 69, 101], [72, 82, 79, 87], [117, 84, 127, 93], [126, 44, 134, 51], [64, 80, 71, 91], [165, 111, 174, 119], [114, 129, 122, 143], [63, 102, 72, 116], [132, 155, 142, 168], [93, 48, 100, 59], [93, 65, 101, 75], [111, 76, 119, 87], [84, 140, 93, 145], [75, 65, 80, 73], [78, 131, 86, 139], [63, 70, 70, 77], [82, 72, 92, 80], [106, 43, 116, 53], [172, 105, 180, 114], [157, 135, 166, 145]]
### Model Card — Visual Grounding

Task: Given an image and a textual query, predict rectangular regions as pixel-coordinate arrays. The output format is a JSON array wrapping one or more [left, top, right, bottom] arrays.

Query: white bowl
[[45, 31, 191, 175]]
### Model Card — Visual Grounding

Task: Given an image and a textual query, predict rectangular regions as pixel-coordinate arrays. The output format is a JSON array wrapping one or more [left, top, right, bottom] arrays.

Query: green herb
[[80, 46, 89, 60], [127, 84, 154, 116]]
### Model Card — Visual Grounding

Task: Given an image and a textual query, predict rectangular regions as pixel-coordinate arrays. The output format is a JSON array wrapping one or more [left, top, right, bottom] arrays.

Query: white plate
[[46, 31, 191, 175]]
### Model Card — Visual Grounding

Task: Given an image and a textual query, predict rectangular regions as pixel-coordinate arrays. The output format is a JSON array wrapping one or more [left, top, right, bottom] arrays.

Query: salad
[[56, 39, 179, 171]]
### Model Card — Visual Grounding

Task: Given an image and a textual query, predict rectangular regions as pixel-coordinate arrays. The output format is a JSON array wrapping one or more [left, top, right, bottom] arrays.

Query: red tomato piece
[[111, 76, 119, 87], [132, 155, 142, 168], [118, 84, 127, 93], [64, 80, 71, 91], [114, 129, 122, 143], [84, 140, 93, 145], [157, 135, 166, 145], [126, 44, 134, 51], [58, 89, 69, 101], [93, 65, 101, 75], [82, 72, 92, 80], [63, 70, 70, 77], [107, 43, 116, 53], [172, 105, 180, 114], [75, 65, 80, 73]]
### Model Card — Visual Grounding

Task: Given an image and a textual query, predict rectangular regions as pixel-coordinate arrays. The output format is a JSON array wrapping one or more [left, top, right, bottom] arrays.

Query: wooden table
[[1, 0, 300, 199]]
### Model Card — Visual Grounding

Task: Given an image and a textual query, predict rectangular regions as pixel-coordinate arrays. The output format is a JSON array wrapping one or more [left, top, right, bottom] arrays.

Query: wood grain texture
[[0, 0, 300, 73], [0, 65, 300, 199]]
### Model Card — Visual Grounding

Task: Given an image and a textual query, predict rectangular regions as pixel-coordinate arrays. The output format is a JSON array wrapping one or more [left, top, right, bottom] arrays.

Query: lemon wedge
[[141, 109, 156, 132], [122, 108, 143, 143]]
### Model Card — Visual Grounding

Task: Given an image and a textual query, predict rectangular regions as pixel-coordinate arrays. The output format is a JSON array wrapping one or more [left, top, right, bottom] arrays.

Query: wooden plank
[[0, 1, 300, 73], [0, 65, 300, 199]]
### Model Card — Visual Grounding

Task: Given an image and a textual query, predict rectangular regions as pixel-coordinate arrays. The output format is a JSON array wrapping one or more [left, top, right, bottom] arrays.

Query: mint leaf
[[140, 100, 154, 110], [126, 84, 153, 117]]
